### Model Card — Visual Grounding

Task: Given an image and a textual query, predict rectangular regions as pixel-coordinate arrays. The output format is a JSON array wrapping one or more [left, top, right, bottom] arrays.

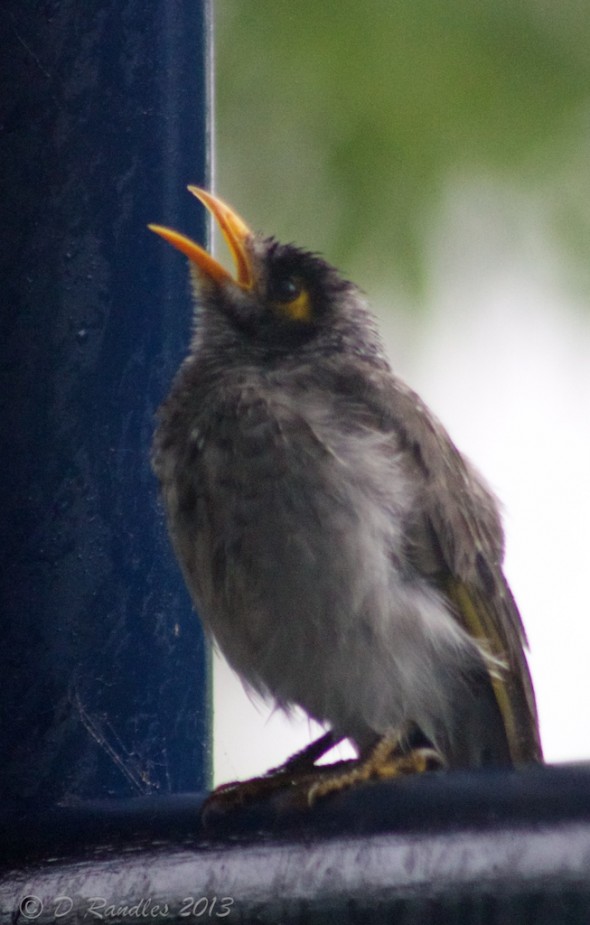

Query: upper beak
[[149, 187, 254, 289]]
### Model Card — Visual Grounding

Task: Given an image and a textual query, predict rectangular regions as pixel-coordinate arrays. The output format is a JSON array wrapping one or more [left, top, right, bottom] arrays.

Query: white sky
[[213, 183, 590, 783]]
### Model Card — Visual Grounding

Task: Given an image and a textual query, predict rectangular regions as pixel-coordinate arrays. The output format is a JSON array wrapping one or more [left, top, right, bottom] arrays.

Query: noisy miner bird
[[149, 188, 542, 803]]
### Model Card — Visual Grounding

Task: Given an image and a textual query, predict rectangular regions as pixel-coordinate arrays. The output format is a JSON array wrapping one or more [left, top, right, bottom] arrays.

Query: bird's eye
[[271, 275, 302, 303], [270, 274, 312, 323]]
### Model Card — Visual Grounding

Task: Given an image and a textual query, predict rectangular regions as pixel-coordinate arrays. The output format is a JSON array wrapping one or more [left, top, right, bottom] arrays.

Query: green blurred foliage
[[215, 1, 590, 297]]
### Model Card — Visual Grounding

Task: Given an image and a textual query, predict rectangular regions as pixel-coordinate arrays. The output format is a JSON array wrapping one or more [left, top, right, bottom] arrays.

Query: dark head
[[149, 188, 387, 365]]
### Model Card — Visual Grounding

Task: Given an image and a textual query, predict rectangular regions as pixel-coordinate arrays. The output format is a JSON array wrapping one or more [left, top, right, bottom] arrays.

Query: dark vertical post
[[0, 0, 212, 803]]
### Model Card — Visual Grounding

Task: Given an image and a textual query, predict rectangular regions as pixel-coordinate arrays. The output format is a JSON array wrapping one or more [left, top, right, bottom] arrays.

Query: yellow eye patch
[[274, 288, 312, 323], [271, 275, 312, 323]]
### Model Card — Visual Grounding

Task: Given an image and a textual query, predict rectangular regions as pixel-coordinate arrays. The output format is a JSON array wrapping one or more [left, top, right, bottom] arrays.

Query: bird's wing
[[334, 365, 542, 765]]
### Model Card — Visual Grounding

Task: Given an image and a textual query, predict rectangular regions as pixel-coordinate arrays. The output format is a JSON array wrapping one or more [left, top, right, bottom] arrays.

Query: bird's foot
[[306, 731, 444, 804], [202, 729, 444, 821], [201, 731, 346, 821]]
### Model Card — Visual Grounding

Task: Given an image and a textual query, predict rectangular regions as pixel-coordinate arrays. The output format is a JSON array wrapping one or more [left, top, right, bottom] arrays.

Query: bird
[[149, 187, 542, 804]]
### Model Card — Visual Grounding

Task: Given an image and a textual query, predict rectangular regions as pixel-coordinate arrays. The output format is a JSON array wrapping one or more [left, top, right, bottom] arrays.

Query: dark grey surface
[[1, 763, 590, 923]]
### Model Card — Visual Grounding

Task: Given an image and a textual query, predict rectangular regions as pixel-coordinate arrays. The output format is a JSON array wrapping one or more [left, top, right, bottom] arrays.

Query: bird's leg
[[306, 729, 444, 804], [201, 730, 350, 819], [270, 730, 342, 773]]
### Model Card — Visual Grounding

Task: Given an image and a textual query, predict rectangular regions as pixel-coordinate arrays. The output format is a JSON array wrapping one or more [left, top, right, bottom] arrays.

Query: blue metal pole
[[0, 0, 212, 803]]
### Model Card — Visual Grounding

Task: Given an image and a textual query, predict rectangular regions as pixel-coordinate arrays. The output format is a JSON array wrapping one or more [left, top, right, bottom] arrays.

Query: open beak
[[149, 187, 254, 289]]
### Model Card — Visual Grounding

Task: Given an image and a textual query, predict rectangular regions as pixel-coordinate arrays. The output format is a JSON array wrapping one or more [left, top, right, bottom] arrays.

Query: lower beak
[[149, 187, 254, 289]]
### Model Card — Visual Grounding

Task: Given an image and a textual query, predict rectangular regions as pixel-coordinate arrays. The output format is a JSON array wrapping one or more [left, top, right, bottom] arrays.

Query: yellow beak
[[149, 187, 254, 289]]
